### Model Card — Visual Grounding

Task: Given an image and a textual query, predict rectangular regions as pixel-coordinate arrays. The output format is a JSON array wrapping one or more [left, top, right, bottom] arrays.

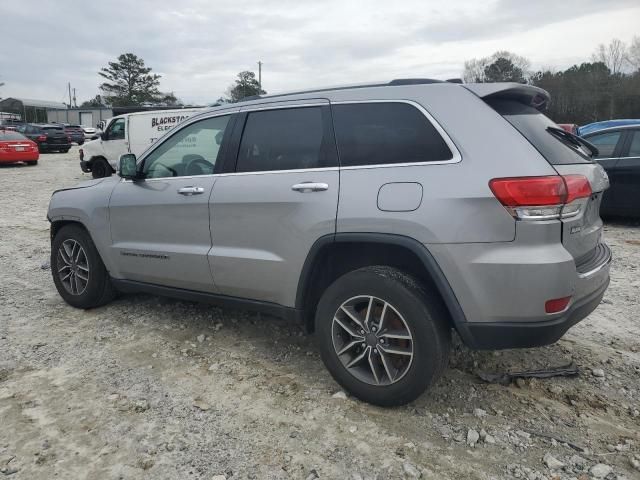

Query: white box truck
[[79, 108, 203, 178]]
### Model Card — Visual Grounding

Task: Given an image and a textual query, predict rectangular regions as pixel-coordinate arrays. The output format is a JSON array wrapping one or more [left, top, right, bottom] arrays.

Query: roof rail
[[232, 78, 448, 103]]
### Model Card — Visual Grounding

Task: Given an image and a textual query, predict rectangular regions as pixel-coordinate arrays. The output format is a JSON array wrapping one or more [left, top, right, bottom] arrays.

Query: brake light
[[489, 175, 592, 220], [36, 135, 46, 142]]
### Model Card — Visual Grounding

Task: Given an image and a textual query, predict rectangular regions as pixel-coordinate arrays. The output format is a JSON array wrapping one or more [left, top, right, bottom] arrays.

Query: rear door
[[209, 101, 339, 307], [611, 128, 640, 215], [584, 129, 626, 213], [108, 112, 235, 292]]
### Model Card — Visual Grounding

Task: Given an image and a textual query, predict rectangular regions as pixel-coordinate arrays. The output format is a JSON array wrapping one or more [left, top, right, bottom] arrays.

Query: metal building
[[0, 97, 67, 123]]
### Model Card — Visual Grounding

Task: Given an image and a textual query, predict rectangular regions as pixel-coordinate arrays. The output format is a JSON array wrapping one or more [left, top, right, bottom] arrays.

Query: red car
[[0, 129, 39, 165], [557, 123, 578, 135]]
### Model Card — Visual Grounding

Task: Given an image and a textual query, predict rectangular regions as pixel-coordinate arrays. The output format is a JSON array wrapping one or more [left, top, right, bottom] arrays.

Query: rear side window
[[0, 131, 27, 141], [586, 131, 622, 158], [331, 102, 452, 167], [488, 99, 592, 165], [236, 107, 334, 172], [626, 131, 640, 157]]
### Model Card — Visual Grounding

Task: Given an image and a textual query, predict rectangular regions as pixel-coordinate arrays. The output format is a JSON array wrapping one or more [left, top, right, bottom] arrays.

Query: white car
[[81, 125, 98, 140]]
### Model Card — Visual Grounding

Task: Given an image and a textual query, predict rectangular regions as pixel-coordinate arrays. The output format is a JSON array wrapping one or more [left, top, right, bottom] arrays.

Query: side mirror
[[118, 153, 139, 180], [100, 132, 107, 141]]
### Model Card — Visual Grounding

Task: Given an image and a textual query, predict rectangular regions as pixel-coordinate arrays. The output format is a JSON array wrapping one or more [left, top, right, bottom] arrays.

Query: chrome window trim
[[330, 99, 462, 170], [121, 166, 341, 183], [129, 99, 461, 180]]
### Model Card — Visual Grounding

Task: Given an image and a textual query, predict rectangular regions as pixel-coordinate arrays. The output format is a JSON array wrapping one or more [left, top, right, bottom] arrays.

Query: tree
[[484, 57, 525, 83], [628, 36, 640, 71], [227, 71, 266, 102], [80, 95, 106, 108], [592, 38, 627, 75], [99, 53, 162, 106], [462, 51, 530, 83]]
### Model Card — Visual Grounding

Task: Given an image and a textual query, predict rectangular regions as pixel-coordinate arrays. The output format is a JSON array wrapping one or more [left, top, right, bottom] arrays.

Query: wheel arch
[[296, 233, 474, 345]]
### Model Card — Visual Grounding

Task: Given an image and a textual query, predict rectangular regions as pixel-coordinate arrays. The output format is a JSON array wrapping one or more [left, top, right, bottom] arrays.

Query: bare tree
[[628, 36, 640, 71], [592, 38, 627, 74], [462, 51, 531, 83]]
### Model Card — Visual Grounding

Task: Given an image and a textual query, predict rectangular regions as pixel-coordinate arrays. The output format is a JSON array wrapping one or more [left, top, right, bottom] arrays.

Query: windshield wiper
[[547, 126, 599, 157]]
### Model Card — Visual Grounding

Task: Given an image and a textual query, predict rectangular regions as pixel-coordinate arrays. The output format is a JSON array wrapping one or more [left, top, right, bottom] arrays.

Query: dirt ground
[[1, 148, 639, 480]]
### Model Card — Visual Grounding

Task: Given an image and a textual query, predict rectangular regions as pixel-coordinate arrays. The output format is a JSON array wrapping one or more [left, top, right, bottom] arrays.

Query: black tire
[[316, 266, 451, 407], [61, 149, 70, 153], [51, 225, 115, 309], [26, 160, 38, 166], [78, 141, 84, 146], [91, 158, 112, 179]]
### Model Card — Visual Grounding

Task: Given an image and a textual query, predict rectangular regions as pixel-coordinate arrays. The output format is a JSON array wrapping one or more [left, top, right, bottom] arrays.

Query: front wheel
[[26, 160, 38, 166], [51, 225, 115, 309], [316, 266, 451, 406], [91, 158, 112, 179]]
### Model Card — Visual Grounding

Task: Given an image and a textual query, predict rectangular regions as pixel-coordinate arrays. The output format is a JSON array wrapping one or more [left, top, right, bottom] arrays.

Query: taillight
[[36, 135, 46, 142], [489, 175, 592, 220]]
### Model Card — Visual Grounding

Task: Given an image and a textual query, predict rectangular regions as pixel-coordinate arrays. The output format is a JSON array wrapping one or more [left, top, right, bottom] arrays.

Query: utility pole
[[257, 61, 263, 91], [72, 88, 77, 108], [68, 82, 72, 109]]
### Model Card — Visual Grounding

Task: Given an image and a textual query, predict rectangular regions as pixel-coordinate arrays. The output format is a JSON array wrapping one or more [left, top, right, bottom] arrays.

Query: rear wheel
[[91, 158, 112, 179], [26, 160, 37, 166], [61, 148, 70, 153], [51, 225, 115, 309], [316, 266, 451, 406]]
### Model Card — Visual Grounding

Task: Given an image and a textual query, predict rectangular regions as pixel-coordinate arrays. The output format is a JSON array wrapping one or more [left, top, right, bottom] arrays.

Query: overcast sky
[[1, 0, 638, 105]]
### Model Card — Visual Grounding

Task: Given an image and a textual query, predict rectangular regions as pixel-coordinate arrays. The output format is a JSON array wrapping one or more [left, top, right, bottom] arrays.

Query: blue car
[[578, 119, 640, 136]]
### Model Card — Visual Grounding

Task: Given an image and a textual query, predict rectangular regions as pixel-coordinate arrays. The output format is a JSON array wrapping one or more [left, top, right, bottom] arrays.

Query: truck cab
[[79, 108, 203, 178]]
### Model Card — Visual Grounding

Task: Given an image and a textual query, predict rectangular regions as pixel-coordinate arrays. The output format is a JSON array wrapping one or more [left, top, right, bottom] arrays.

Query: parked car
[[79, 108, 203, 178], [582, 124, 640, 217], [578, 119, 640, 136], [63, 124, 85, 145], [557, 123, 578, 135], [81, 125, 99, 140], [48, 80, 611, 406], [16, 124, 71, 153], [0, 129, 39, 165]]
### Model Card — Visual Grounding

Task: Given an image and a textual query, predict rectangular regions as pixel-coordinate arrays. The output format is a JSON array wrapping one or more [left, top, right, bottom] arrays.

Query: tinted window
[[489, 99, 592, 165], [43, 126, 63, 131], [626, 131, 640, 157], [143, 115, 230, 179], [331, 103, 452, 167], [587, 131, 622, 158], [0, 131, 28, 141], [107, 118, 125, 140], [236, 107, 332, 172]]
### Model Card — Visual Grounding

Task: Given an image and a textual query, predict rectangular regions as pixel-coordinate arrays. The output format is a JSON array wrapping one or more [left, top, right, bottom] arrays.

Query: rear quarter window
[[488, 99, 592, 165], [331, 102, 453, 167]]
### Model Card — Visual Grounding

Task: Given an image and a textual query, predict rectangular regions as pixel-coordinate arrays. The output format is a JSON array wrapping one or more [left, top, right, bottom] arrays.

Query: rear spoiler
[[462, 83, 550, 111]]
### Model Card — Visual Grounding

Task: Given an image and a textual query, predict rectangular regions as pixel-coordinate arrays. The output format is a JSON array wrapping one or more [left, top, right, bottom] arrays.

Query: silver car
[[48, 80, 611, 406]]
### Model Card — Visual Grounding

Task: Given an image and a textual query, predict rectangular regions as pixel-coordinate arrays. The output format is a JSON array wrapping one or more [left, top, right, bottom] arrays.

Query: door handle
[[178, 186, 204, 195], [291, 182, 329, 193]]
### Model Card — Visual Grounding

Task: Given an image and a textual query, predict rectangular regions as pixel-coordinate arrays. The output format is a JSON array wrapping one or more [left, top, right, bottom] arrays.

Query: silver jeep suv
[[48, 80, 611, 406]]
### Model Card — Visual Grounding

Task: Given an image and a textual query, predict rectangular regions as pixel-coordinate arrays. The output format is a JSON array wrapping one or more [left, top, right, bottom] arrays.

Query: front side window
[[142, 115, 230, 179], [626, 130, 640, 158], [332, 102, 453, 167], [107, 118, 126, 140], [588, 131, 622, 158], [236, 107, 332, 172]]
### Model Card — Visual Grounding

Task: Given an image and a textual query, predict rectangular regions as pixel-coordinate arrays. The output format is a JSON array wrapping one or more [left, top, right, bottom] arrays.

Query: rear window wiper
[[547, 126, 599, 157]]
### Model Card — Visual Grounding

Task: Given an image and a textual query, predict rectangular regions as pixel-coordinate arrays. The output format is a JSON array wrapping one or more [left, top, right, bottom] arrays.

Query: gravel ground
[[1, 148, 639, 480]]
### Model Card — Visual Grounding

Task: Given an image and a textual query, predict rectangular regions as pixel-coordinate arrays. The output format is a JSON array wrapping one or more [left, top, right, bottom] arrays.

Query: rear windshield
[[488, 99, 592, 165], [43, 126, 63, 131], [0, 131, 27, 141]]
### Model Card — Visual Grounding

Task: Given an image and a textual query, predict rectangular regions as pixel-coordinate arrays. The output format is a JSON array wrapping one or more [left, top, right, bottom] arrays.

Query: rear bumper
[[40, 142, 71, 151], [461, 276, 609, 349]]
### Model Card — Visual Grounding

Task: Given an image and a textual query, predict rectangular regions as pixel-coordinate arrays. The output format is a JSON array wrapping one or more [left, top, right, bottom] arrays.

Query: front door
[[612, 129, 640, 214], [108, 113, 234, 292], [102, 117, 128, 161], [209, 103, 339, 307]]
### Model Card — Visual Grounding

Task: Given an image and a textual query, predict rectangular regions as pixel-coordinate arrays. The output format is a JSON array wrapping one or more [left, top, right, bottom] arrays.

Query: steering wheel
[[185, 157, 214, 176]]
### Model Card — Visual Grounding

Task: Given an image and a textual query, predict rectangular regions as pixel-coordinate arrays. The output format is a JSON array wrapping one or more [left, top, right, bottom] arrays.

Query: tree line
[[81, 53, 265, 108], [463, 37, 640, 125]]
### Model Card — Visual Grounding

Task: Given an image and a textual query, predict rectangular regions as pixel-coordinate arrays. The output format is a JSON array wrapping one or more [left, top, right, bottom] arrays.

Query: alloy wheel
[[331, 295, 414, 386], [57, 239, 90, 295]]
